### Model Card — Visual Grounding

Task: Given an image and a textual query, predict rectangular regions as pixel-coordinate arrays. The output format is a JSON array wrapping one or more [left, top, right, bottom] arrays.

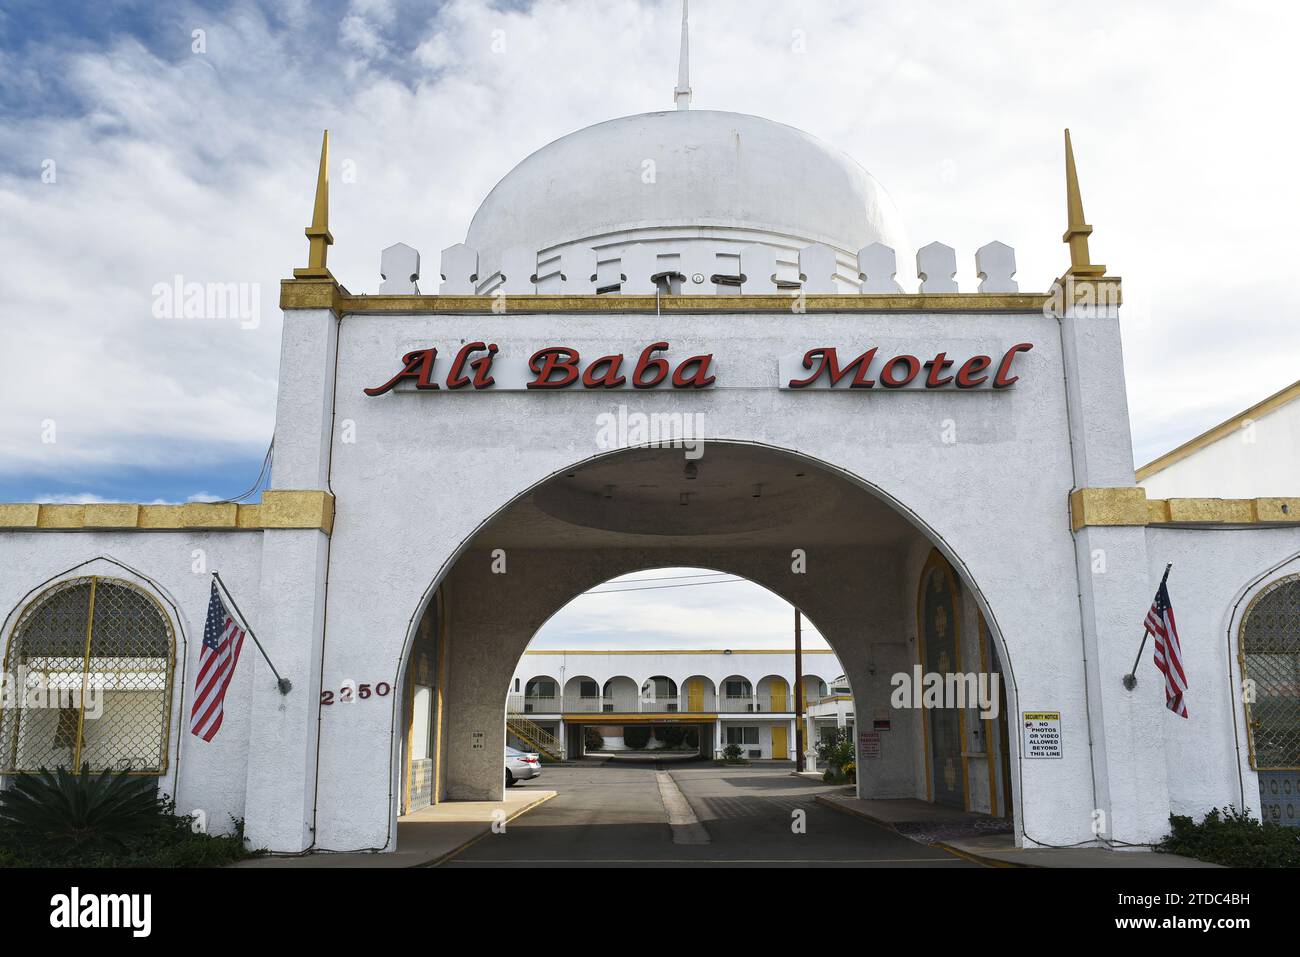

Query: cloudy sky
[[1, 1, 1296, 645], [529, 567, 830, 651]]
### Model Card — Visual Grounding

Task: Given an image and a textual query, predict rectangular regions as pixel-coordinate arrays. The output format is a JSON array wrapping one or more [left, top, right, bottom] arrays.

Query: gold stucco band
[[1069, 487, 1149, 531], [260, 490, 335, 534], [1071, 487, 1300, 531], [280, 277, 1122, 316], [0, 493, 334, 534]]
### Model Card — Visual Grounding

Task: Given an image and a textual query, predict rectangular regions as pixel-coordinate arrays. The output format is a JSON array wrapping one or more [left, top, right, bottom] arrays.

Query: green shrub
[[0, 765, 167, 861], [816, 727, 855, 774], [722, 743, 745, 762], [683, 728, 699, 749], [0, 765, 261, 868], [583, 727, 605, 752], [92, 816, 255, 868], [1160, 806, 1299, 868], [822, 766, 856, 785], [623, 726, 651, 749]]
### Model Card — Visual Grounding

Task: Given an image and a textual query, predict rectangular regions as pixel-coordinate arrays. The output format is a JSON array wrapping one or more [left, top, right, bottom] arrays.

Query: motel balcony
[[507, 693, 796, 716]]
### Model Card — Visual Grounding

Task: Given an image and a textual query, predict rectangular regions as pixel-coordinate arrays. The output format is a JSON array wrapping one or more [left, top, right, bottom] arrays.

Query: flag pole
[[794, 607, 805, 773], [1122, 563, 1172, 690], [212, 571, 293, 695]]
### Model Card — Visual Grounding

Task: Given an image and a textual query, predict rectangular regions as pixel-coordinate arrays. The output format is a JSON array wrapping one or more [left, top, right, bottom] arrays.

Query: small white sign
[[1022, 711, 1062, 758], [471, 730, 485, 751]]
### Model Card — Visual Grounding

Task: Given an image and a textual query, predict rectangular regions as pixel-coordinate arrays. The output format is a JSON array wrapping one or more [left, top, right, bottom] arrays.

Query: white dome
[[465, 110, 910, 290]]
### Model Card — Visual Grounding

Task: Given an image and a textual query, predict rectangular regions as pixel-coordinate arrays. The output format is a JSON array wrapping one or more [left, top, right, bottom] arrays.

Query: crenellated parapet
[[374, 237, 1022, 298], [286, 127, 1119, 313]]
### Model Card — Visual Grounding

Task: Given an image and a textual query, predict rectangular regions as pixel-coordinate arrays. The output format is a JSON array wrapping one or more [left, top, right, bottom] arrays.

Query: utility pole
[[794, 607, 805, 772]]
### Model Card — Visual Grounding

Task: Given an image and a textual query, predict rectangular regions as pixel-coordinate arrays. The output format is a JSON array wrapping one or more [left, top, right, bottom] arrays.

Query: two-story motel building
[[504, 648, 848, 762]]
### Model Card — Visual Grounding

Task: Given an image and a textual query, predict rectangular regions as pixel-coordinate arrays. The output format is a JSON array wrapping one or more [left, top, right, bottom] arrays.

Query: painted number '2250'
[[321, 682, 392, 705]]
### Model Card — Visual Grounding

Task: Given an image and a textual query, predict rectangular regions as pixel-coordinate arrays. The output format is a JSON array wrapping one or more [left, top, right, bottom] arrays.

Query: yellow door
[[686, 678, 704, 712], [769, 679, 788, 712], [771, 725, 788, 760]]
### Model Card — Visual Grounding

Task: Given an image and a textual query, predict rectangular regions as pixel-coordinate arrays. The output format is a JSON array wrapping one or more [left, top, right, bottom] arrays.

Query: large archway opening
[[392, 441, 1021, 856], [500, 566, 839, 771]]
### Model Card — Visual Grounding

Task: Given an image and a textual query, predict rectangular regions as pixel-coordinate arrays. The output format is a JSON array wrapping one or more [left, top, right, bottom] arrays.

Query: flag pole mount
[[212, 571, 293, 696], [1122, 563, 1172, 690]]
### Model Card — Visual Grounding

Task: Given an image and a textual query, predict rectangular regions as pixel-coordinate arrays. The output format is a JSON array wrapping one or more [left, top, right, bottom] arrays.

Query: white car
[[505, 746, 542, 786]]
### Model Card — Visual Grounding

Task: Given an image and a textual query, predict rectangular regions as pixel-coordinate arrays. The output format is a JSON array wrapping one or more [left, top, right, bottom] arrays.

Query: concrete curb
[[657, 771, 711, 844], [812, 793, 899, 831], [812, 794, 1028, 868], [419, 790, 558, 868], [930, 840, 1032, 868]]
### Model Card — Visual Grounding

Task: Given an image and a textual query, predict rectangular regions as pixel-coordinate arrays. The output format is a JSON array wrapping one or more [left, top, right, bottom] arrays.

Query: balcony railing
[[719, 695, 793, 713], [511, 694, 561, 714], [507, 693, 738, 715]]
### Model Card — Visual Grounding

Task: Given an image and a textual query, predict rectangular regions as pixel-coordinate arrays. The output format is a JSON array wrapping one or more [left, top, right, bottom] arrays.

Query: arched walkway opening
[[391, 441, 1021, 852], [497, 567, 838, 766]]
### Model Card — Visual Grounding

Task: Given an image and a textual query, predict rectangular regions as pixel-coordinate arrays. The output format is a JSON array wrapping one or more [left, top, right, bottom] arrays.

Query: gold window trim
[[1238, 573, 1300, 772], [1, 575, 176, 776]]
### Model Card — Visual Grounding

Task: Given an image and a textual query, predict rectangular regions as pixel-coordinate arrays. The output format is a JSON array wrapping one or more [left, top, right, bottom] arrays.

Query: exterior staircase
[[507, 716, 565, 761]]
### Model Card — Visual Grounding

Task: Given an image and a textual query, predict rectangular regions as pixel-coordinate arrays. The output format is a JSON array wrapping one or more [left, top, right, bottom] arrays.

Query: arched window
[[642, 676, 677, 700], [1241, 576, 1300, 771], [1, 577, 175, 774], [525, 677, 557, 700]]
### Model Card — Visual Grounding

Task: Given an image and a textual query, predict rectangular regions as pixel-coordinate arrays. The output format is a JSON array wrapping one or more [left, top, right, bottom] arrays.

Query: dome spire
[[674, 0, 692, 110], [293, 130, 334, 279], [1061, 128, 1105, 278]]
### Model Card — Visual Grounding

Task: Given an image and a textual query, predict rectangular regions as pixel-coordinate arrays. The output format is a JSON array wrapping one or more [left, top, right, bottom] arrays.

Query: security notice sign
[[1022, 711, 1063, 758], [858, 731, 881, 759]]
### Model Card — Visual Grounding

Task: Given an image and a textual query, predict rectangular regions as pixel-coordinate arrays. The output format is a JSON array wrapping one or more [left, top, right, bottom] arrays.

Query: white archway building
[[2, 10, 1299, 855]]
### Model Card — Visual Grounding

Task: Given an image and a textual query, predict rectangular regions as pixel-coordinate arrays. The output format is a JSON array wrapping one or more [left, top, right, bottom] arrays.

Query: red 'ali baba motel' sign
[[364, 342, 1034, 394]]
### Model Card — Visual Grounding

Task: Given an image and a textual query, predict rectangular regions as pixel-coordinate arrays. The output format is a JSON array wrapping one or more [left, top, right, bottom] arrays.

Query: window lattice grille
[[1242, 576, 1300, 770], [1, 576, 174, 774]]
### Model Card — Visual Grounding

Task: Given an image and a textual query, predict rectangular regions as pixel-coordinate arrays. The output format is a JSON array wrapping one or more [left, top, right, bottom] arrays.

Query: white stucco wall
[[1140, 395, 1300, 498], [1143, 526, 1300, 820], [0, 529, 263, 835], [304, 302, 1109, 851], [7, 294, 1290, 856]]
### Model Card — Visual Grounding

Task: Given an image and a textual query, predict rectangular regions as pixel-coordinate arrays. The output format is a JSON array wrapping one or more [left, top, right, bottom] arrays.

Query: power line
[[601, 570, 737, 585], [216, 440, 274, 504], [577, 579, 743, 595]]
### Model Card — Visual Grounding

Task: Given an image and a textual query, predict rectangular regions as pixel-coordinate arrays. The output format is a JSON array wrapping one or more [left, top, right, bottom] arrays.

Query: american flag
[[1145, 578, 1188, 718], [191, 580, 247, 741]]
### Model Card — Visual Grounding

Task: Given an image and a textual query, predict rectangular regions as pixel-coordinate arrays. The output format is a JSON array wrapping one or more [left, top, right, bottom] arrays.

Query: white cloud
[[31, 492, 225, 505], [530, 568, 830, 651], [31, 493, 117, 505], [3, 0, 1296, 484]]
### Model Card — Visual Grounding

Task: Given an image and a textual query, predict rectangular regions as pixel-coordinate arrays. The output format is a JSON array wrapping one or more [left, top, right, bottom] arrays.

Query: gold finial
[[293, 130, 334, 280], [1062, 128, 1105, 278]]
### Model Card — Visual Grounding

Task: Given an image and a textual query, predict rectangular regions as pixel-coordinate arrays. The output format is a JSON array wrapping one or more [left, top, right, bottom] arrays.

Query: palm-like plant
[[0, 765, 166, 861]]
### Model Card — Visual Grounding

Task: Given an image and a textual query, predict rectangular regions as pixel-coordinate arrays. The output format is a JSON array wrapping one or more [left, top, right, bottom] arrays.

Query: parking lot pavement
[[439, 762, 976, 868]]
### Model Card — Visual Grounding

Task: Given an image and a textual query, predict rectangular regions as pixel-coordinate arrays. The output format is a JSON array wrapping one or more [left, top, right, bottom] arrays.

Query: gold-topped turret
[[1061, 128, 1106, 279], [293, 130, 334, 280]]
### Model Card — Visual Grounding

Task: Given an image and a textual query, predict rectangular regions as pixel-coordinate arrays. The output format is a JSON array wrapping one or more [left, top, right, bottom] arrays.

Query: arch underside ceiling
[[483, 444, 919, 550]]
